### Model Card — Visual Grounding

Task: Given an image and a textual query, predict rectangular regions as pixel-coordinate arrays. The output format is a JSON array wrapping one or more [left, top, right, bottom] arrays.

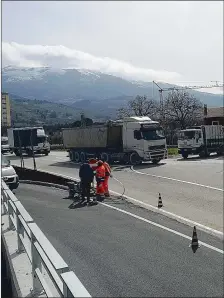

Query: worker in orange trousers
[[95, 160, 106, 200], [102, 160, 112, 197]]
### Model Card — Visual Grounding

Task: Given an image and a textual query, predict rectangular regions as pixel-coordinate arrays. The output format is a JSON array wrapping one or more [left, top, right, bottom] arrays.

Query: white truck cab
[[7, 127, 51, 156], [178, 125, 224, 158], [120, 116, 167, 164]]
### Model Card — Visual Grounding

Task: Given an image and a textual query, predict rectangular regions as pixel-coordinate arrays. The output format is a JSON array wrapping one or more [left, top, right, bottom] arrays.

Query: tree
[[117, 95, 159, 119], [49, 111, 57, 118], [163, 90, 203, 129]]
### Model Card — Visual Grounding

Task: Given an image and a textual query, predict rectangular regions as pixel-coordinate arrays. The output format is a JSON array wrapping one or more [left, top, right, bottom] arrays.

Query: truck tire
[[44, 151, 49, 156], [80, 152, 86, 163], [152, 159, 161, 164], [26, 149, 32, 157], [69, 151, 73, 161], [182, 153, 188, 159], [199, 151, 206, 158], [122, 153, 129, 164], [14, 150, 20, 157], [129, 152, 142, 165], [74, 152, 80, 163], [100, 152, 110, 163]]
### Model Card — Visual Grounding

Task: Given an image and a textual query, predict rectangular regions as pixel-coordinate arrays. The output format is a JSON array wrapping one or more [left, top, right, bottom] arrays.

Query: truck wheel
[[14, 150, 20, 157], [122, 154, 129, 164], [74, 152, 80, 163], [100, 152, 110, 163], [182, 153, 188, 159], [80, 152, 86, 163], [44, 151, 49, 156], [69, 151, 73, 161], [152, 159, 161, 164], [26, 149, 32, 157], [129, 152, 142, 165], [199, 151, 205, 158]]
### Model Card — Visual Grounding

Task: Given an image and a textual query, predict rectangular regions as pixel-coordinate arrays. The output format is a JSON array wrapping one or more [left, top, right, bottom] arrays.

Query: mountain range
[[2, 66, 223, 123]]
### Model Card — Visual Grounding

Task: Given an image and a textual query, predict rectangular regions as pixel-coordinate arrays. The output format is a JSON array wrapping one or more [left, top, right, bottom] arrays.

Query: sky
[[2, 1, 224, 94]]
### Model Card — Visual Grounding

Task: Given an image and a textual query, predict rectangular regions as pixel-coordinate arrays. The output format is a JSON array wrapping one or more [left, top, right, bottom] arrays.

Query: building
[[1, 92, 11, 127], [203, 105, 224, 126]]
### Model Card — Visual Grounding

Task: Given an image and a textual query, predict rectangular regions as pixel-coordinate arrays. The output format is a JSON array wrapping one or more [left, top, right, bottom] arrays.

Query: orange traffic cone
[[189, 226, 200, 253], [158, 193, 163, 208]]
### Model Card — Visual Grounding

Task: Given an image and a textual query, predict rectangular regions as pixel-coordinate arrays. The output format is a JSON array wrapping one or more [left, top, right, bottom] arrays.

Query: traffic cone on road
[[189, 226, 200, 253], [158, 193, 163, 208]]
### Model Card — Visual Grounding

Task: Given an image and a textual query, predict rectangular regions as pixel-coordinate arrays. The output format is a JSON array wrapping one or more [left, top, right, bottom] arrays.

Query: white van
[[1, 154, 19, 190]]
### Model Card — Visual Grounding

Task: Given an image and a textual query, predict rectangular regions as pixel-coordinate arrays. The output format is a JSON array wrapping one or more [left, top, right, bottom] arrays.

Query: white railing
[[1, 180, 91, 298]]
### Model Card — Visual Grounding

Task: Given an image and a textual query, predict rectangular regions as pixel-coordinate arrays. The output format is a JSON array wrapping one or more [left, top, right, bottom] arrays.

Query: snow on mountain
[[2, 66, 223, 108]]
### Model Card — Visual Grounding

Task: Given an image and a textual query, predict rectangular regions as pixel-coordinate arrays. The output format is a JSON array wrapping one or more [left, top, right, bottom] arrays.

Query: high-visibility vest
[[96, 165, 106, 179], [88, 158, 98, 171], [104, 162, 111, 176]]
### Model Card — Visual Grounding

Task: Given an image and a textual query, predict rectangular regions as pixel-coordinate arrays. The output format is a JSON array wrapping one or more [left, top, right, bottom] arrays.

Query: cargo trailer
[[7, 127, 51, 156], [178, 125, 224, 158], [62, 116, 167, 165]]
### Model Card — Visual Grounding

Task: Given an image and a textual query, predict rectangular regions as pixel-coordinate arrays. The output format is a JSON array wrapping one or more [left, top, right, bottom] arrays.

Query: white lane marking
[[100, 202, 224, 255], [17, 167, 224, 239], [131, 166, 223, 192], [109, 190, 224, 237]]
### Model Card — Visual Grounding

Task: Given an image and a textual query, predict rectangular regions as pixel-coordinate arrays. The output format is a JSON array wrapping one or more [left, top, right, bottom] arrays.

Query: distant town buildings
[[1, 92, 11, 127], [204, 105, 224, 126]]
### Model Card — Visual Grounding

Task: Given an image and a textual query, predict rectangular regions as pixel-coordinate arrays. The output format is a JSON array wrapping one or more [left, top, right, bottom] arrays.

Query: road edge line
[[100, 202, 224, 254], [14, 166, 224, 240], [131, 166, 224, 192]]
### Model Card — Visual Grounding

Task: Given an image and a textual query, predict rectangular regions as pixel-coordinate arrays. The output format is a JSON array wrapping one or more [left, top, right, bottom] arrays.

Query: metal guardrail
[[1, 180, 91, 298]]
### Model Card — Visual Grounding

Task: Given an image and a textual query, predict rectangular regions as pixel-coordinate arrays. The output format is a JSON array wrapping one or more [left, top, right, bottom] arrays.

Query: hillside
[[2, 66, 223, 125], [10, 95, 82, 126]]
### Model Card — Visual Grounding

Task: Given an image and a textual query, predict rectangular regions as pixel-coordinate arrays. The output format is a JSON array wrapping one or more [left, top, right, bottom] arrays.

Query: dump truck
[[62, 116, 167, 165], [1, 136, 12, 154], [7, 127, 51, 156], [178, 125, 224, 158]]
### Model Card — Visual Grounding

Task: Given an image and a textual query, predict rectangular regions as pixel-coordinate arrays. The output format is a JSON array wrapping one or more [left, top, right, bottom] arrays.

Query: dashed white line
[[131, 166, 223, 192], [100, 202, 224, 255], [15, 164, 224, 240]]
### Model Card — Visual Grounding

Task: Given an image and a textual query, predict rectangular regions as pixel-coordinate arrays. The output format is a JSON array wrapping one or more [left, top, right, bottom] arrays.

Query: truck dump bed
[[62, 125, 123, 150]]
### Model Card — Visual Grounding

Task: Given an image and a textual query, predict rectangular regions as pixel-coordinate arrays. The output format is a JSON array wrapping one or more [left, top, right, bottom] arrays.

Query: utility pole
[[80, 113, 86, 128]]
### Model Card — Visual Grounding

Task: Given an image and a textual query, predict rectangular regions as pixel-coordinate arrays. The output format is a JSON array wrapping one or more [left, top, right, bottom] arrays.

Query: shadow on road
[[49, 161, 79, 169], [133, 162, 166, 171], [48, 161, 131, 172], [68, 200, 98, 209], [7, 154, 48, 161], [177, 154, 223, 162]]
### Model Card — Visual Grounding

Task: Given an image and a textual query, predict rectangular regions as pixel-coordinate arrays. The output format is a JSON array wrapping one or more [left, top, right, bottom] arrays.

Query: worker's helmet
[[97, 160, 103, 166]]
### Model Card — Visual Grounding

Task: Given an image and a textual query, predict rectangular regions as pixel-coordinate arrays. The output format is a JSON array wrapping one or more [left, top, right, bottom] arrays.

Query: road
[[14, 183, 223, 297], [8, 151, 223, 232]]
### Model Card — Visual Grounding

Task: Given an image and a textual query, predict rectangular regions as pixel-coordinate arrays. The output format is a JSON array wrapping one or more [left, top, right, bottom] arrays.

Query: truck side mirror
[[134, 130, 141, 140]]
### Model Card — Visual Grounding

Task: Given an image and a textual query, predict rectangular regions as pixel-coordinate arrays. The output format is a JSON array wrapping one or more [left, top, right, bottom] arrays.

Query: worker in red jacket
[[102, 159, 112, 197], [95, 160, 105, 200]]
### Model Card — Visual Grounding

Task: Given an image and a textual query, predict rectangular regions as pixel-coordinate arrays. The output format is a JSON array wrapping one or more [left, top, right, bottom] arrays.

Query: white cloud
[[2, 41, 182, 83]]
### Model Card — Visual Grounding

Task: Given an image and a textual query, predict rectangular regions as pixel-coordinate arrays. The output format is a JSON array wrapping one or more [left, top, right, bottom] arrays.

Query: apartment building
[[1, 92, 11, 127]]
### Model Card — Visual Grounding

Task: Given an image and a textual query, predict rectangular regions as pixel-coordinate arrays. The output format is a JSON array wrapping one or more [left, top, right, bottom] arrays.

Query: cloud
[[2, 41, 181, 83]]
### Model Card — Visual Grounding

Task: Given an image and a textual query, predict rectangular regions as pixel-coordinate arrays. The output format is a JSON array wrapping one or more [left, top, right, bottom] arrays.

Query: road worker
[[95, 160, 106, 201], [79, 162, 94, 204], [102, 159, 112, 197], [88, 158, 98, 194]]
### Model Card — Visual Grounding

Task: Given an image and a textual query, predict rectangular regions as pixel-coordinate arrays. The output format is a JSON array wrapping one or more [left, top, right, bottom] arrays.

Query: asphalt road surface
[[14, 183, 223, 297], [8, 151, 224, 232]]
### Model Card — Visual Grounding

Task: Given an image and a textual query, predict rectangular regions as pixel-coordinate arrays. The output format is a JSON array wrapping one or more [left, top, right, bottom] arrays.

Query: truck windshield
[[179, 131, 195, 140], [141, 129, 165, 140]]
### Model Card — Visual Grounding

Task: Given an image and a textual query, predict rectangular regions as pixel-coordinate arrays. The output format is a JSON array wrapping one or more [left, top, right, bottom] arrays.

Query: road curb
[[20, 180, 68, 190], [14, 166, 223, 240]]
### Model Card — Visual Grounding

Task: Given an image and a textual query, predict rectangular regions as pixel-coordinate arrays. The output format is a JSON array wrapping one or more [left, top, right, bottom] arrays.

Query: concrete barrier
[[1, 180, 91, 297], [14, 166, 71, 187]]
